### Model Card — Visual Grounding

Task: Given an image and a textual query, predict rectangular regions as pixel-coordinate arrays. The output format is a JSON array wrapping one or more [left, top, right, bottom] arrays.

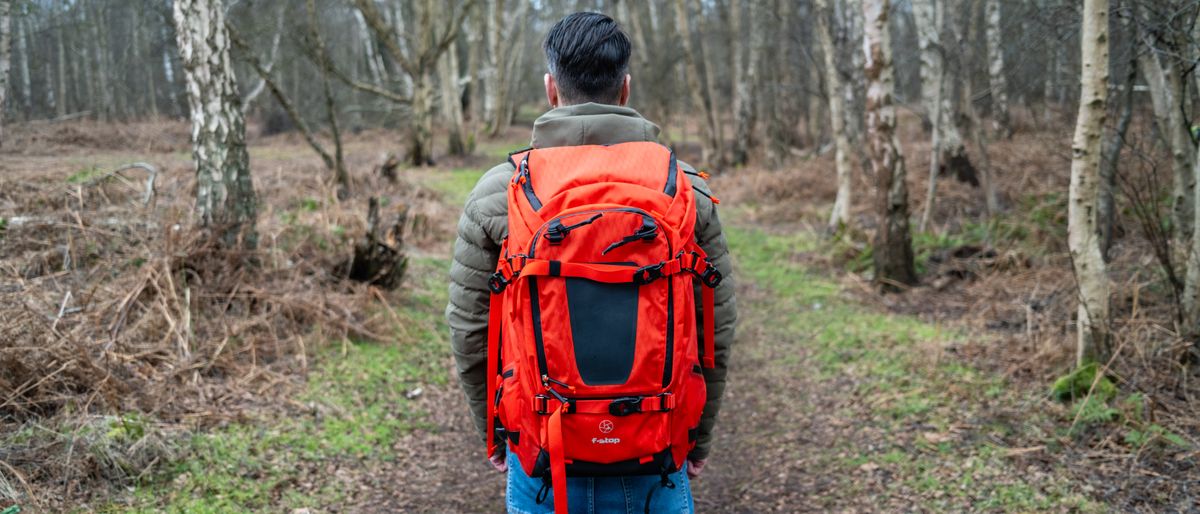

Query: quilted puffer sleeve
[[445, 163, 513, 440]]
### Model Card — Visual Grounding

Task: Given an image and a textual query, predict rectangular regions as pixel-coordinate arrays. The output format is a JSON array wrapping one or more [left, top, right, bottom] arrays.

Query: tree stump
[[377, 153, 400, 183], [344, 197, 407, 290]]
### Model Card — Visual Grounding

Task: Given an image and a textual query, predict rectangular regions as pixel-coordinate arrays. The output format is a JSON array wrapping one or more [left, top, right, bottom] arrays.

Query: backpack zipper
[[518, 156, 543, 210], [528, 207, 657, 258]]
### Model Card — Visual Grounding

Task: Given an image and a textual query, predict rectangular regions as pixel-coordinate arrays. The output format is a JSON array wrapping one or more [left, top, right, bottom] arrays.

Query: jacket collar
[[530, 103, 661, 149]]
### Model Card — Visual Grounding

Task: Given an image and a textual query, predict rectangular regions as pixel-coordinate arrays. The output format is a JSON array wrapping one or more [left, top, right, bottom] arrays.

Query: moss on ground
[[114, 256, 453, 513], [725, 226, 1102, 512]]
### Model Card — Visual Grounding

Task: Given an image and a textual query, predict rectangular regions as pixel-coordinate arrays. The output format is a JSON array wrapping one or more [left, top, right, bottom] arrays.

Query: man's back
[[445, 12, 736, 513]]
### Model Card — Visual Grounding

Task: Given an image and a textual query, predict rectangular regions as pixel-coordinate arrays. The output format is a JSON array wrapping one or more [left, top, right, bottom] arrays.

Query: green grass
[[725, 225, 1101, 511], [117, 256, 454, 512], [432, 168, 489, 206], [66, 165, 106, 184]]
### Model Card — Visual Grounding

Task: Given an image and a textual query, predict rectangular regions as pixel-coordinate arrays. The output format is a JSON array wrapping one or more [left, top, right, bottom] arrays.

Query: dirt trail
[[358, 222, 815, 513]]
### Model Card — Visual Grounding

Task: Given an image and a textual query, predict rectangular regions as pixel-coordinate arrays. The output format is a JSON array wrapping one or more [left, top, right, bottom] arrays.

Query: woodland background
[[0, 0, 1198, 511]]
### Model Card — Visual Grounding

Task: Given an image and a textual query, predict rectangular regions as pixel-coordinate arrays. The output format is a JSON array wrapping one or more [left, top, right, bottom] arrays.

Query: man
[[446, 12, 737, 512]]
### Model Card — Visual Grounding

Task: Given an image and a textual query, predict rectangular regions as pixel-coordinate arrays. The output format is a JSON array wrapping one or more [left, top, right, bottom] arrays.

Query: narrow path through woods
[[355, 192, 1095, 512]]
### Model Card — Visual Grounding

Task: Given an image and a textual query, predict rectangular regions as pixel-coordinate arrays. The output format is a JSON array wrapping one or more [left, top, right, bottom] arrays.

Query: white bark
[[173, 0, 258, 248], [354, 9, 388, 86], [484, 0, 527, 136], [864, 0, 916, 288], [675, 0, 723, 167], [913, 0, 970, 220], [985, 0, 1010, 138], [1067, 0, 1110, 365], [817, 0, 853, 229], [1138, 51, 1195, 237]]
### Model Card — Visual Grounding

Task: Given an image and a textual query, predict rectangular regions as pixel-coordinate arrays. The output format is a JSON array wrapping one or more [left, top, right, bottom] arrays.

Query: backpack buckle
[[488, 272, 509, 294], [633, 263, 665, 285], [700, 267, 723, 288], [535, 394, 575, 415], [544, 227, 566, 245], [608, 397, 643, 416]]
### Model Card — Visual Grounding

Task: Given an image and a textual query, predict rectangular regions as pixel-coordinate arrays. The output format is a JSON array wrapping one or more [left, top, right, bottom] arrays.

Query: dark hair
[[543, 12, 632, 104]]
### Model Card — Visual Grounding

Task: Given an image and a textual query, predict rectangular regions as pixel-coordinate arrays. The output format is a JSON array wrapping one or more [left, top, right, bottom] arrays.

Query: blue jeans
[[505, 449, 695, 514]]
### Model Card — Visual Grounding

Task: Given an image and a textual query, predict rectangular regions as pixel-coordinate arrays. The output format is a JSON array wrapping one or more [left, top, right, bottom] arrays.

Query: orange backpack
[[485, 141, 720, 513]]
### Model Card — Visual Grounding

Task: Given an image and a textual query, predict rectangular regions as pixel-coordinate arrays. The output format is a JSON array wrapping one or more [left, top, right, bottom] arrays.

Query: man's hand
[[489, 452, 508, 472], [686, 458, 706, 479]]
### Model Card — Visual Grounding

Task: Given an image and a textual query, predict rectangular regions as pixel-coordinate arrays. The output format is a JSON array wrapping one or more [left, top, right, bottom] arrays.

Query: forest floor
[[1, 118, 1196, 513]]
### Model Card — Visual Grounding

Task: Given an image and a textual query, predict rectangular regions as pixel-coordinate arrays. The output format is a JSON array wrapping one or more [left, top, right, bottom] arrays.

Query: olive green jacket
[[445, 103, 737, 460]]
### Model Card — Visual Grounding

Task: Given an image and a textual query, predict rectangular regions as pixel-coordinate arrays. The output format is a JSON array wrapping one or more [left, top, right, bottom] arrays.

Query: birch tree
[[1067, 0, 1110, 365], [984, 0, 1011, 139], [913, 0, 974, 230], [864, 0, 916, 290], [173, 0, 258, 249], [348, 0, 476, 165], [730, 0, 761, 166], [817, 0, 853, 229], [0, 0, 11, 147], [675, 0, 723, 167], [1136, 12, 1195, 239], [483, 0, 528, 136], [438, 37, 468, 155]]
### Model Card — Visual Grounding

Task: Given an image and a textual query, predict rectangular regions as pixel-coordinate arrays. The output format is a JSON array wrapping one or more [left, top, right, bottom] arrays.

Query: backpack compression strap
[[488, 251, 721, 369], [547, 403, 569, 514], [486, 240, 512, 460], [486, 288, 503, 459]]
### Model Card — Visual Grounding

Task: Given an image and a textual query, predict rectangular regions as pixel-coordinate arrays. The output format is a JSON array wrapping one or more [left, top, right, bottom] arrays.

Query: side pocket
[[498, 366, 520, 442]]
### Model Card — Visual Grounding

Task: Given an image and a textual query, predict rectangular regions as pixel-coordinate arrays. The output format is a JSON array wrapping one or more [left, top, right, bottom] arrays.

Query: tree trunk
[[174, 0, 258, 249], [439, 38, 468, 156], [90, 0, 112, 122], [1068, 0, 1110, 365], [730, 0, 760, 166], [913, 0, 974, 190], [410, 73, 435, 166], [161, 21, 183, 117], [55, 6, 67, 117], [0, 0, 10, 147], [1139, 51, 1195, 238], [466, 4, 484, 124], [764, 0, 793, 168], [864, 0, 917, 290], [1100, 11, 1136, 259], [675, 0, 722, 167], [133, 8, 160, 119], [817, 0, 853, 229], [484, 0, 525, 136], [964, 0, 998, 216], [984, 0, 1011, 138], [307, 0, 349, 199], [15, 13, 28, 111], [920, 67, 944, 232]]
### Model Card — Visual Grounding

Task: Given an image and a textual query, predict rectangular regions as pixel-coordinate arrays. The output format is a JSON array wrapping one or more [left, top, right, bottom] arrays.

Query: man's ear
[[545, 74, 560, 108], [618, 74, 631, 106]]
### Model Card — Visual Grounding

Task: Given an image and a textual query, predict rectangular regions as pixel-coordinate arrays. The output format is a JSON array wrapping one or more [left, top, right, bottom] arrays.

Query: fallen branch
[[83, 162, 159, 206]]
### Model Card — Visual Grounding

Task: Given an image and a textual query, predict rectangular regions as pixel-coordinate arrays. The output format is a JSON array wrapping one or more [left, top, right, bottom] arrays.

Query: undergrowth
[[725, 225, 1100, 511]]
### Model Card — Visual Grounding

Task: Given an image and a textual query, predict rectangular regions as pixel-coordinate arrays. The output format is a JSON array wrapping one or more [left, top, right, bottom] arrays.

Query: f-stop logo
[[592, 419, 620, 444]]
